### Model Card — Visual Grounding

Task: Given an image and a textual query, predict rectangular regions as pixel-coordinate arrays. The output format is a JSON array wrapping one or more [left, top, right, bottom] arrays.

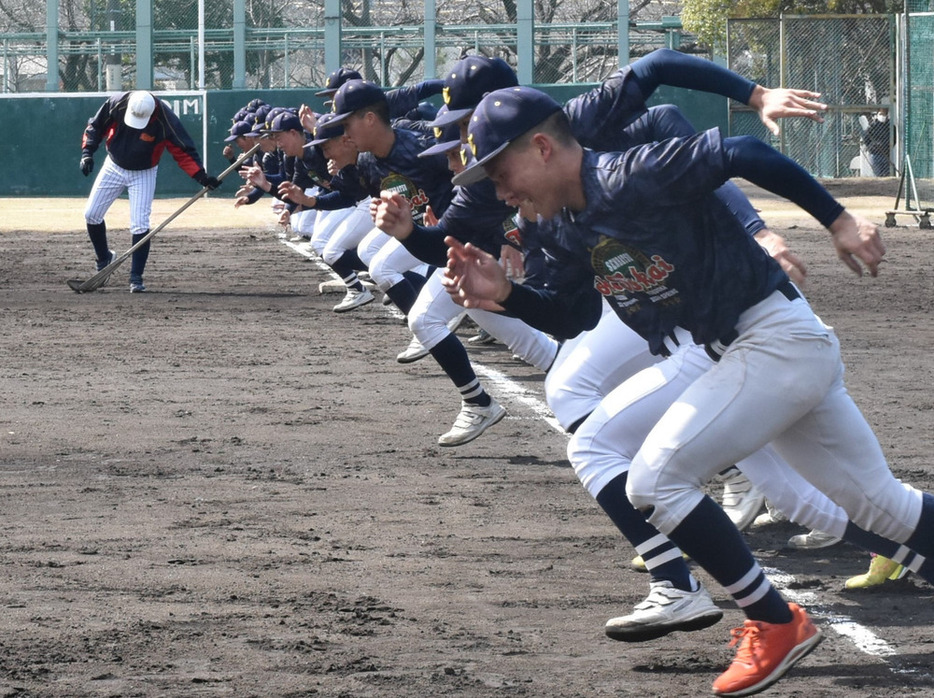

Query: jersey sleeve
[[82, 97, 117, 156], [630, 48, 757, 105], [161, 105, 206, 177]]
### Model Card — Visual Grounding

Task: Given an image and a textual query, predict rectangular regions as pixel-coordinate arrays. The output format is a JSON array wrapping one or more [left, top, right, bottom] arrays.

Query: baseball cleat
[[438, 399, 506, 447], [604, 580, 722, 642], [130, 281, 147, 293], [712, 603, 821, 697], [844, 554, 908, 590], [333, 287, 375, 313], [96, 249, 116, 271], [786, 529, 841, 550], [720, 468, 765, 531], [750, 501, 789, 528], [396, 335, 431, 364]]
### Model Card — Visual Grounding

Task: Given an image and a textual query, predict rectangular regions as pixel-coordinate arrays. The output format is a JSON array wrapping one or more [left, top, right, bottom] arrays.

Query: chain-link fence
[[728, 15, 894, 179], [1, 1, 694, 93], [905, 6, 933, 191]]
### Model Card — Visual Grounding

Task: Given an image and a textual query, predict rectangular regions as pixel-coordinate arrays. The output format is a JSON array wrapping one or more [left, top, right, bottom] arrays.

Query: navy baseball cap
[[316, 67, 363, 97], [264, 109, 303, 134], [305, 112, 346, 147], [431, 56, 518, 128], [224, 120, 253, 142], [452, 87, 562, 187], [328, 80, 387, 125], [418, 107, 462, 158], [245, 98, 268, 112]]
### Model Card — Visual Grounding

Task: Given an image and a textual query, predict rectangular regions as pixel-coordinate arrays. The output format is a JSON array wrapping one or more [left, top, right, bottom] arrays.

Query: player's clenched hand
[[754, 229, 807, 286], [828, 211, 886, 277], [748, 85, 827, 136], [79, 155, 94, 177], [442, 237, 511, 312], [374, 191, 415, 240], [278, 181, 301, 202]]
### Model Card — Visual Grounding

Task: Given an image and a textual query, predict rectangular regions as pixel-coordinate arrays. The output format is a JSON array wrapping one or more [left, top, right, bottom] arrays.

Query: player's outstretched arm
[[828, 210, 885, 278], [720, 134, 884, 277]]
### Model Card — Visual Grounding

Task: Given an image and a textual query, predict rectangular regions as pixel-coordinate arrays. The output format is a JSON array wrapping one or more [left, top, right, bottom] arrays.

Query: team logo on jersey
[[381, 173, 430, 223], [591, 236, 677, 305], [502, 218, 521, 247]]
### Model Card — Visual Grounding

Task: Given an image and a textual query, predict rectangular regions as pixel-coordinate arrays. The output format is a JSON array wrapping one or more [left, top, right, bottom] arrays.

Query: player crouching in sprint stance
[[443, 87, 934, 697], [80, 91, 221, 292]]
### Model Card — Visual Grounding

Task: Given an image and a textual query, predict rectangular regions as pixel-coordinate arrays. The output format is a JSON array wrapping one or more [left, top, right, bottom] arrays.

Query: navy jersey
[[354, 127, 455, 225], [505, 132, 801, 354], [82, 92, 204, 176], [387, 80, 445, 120]]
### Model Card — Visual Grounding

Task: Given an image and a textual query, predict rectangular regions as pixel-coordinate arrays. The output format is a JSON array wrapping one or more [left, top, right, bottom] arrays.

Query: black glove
[[80, 155, 94, 177], [195, 170, 222, 190]]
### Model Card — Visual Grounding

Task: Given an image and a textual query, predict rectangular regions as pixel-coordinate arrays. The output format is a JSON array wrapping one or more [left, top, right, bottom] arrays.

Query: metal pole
[[424, 0, 436, 79], [517, 0, 533, 84], [45, 0, 58, 91], [618, 0, 630, 68], [324, 0, 341, 77], [233, 0, 246, 89], [198, 0, 205, 89], [136, 0, 153, 89]]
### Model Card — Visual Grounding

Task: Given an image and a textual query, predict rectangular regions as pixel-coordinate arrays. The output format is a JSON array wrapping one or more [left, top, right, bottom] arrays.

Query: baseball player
[[375, 107, 560, 445], [323, 78, 520, 445], [378, 53, 923, 641], [80, 90, 221, 292], [443, 86, 934, 696]]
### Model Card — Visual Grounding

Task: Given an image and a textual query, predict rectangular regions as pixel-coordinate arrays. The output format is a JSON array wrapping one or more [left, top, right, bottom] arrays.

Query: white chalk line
[[282, 236, 925, 677]]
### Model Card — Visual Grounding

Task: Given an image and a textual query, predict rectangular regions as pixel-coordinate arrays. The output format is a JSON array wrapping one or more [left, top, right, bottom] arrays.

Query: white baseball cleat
[[751, 500, 790, 528], [605, 580, 723, 642], [333, 287, 375, 313], [787, 529, 841, 550], [396, 335, 430, 364], [438, 399, 507, 447]]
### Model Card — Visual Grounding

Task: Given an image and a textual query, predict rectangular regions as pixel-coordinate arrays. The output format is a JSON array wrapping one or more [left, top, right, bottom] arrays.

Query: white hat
[[124, 91, 155, 129]]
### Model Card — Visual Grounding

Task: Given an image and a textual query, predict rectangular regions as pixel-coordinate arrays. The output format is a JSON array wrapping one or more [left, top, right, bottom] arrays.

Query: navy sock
[[403, 269, 429, 296], [385, 280, 417, 315], [662, 495, 791, 624], [130, 231, 151, 281], [429, 334, 490, 407], [87, 221, 110, 262], [336, 248, 366, 272], [596, 472, 693, 591], [331, 250, 364, 283], [904, 492, 934, 558]]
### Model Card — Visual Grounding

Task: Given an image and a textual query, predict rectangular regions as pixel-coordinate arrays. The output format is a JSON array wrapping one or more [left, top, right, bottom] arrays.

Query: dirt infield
[[1, 181, 933, 697]]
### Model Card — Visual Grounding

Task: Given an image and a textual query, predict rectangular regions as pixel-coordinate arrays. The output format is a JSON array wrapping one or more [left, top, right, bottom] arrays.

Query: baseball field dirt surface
[[1, 178, 933, 697]]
